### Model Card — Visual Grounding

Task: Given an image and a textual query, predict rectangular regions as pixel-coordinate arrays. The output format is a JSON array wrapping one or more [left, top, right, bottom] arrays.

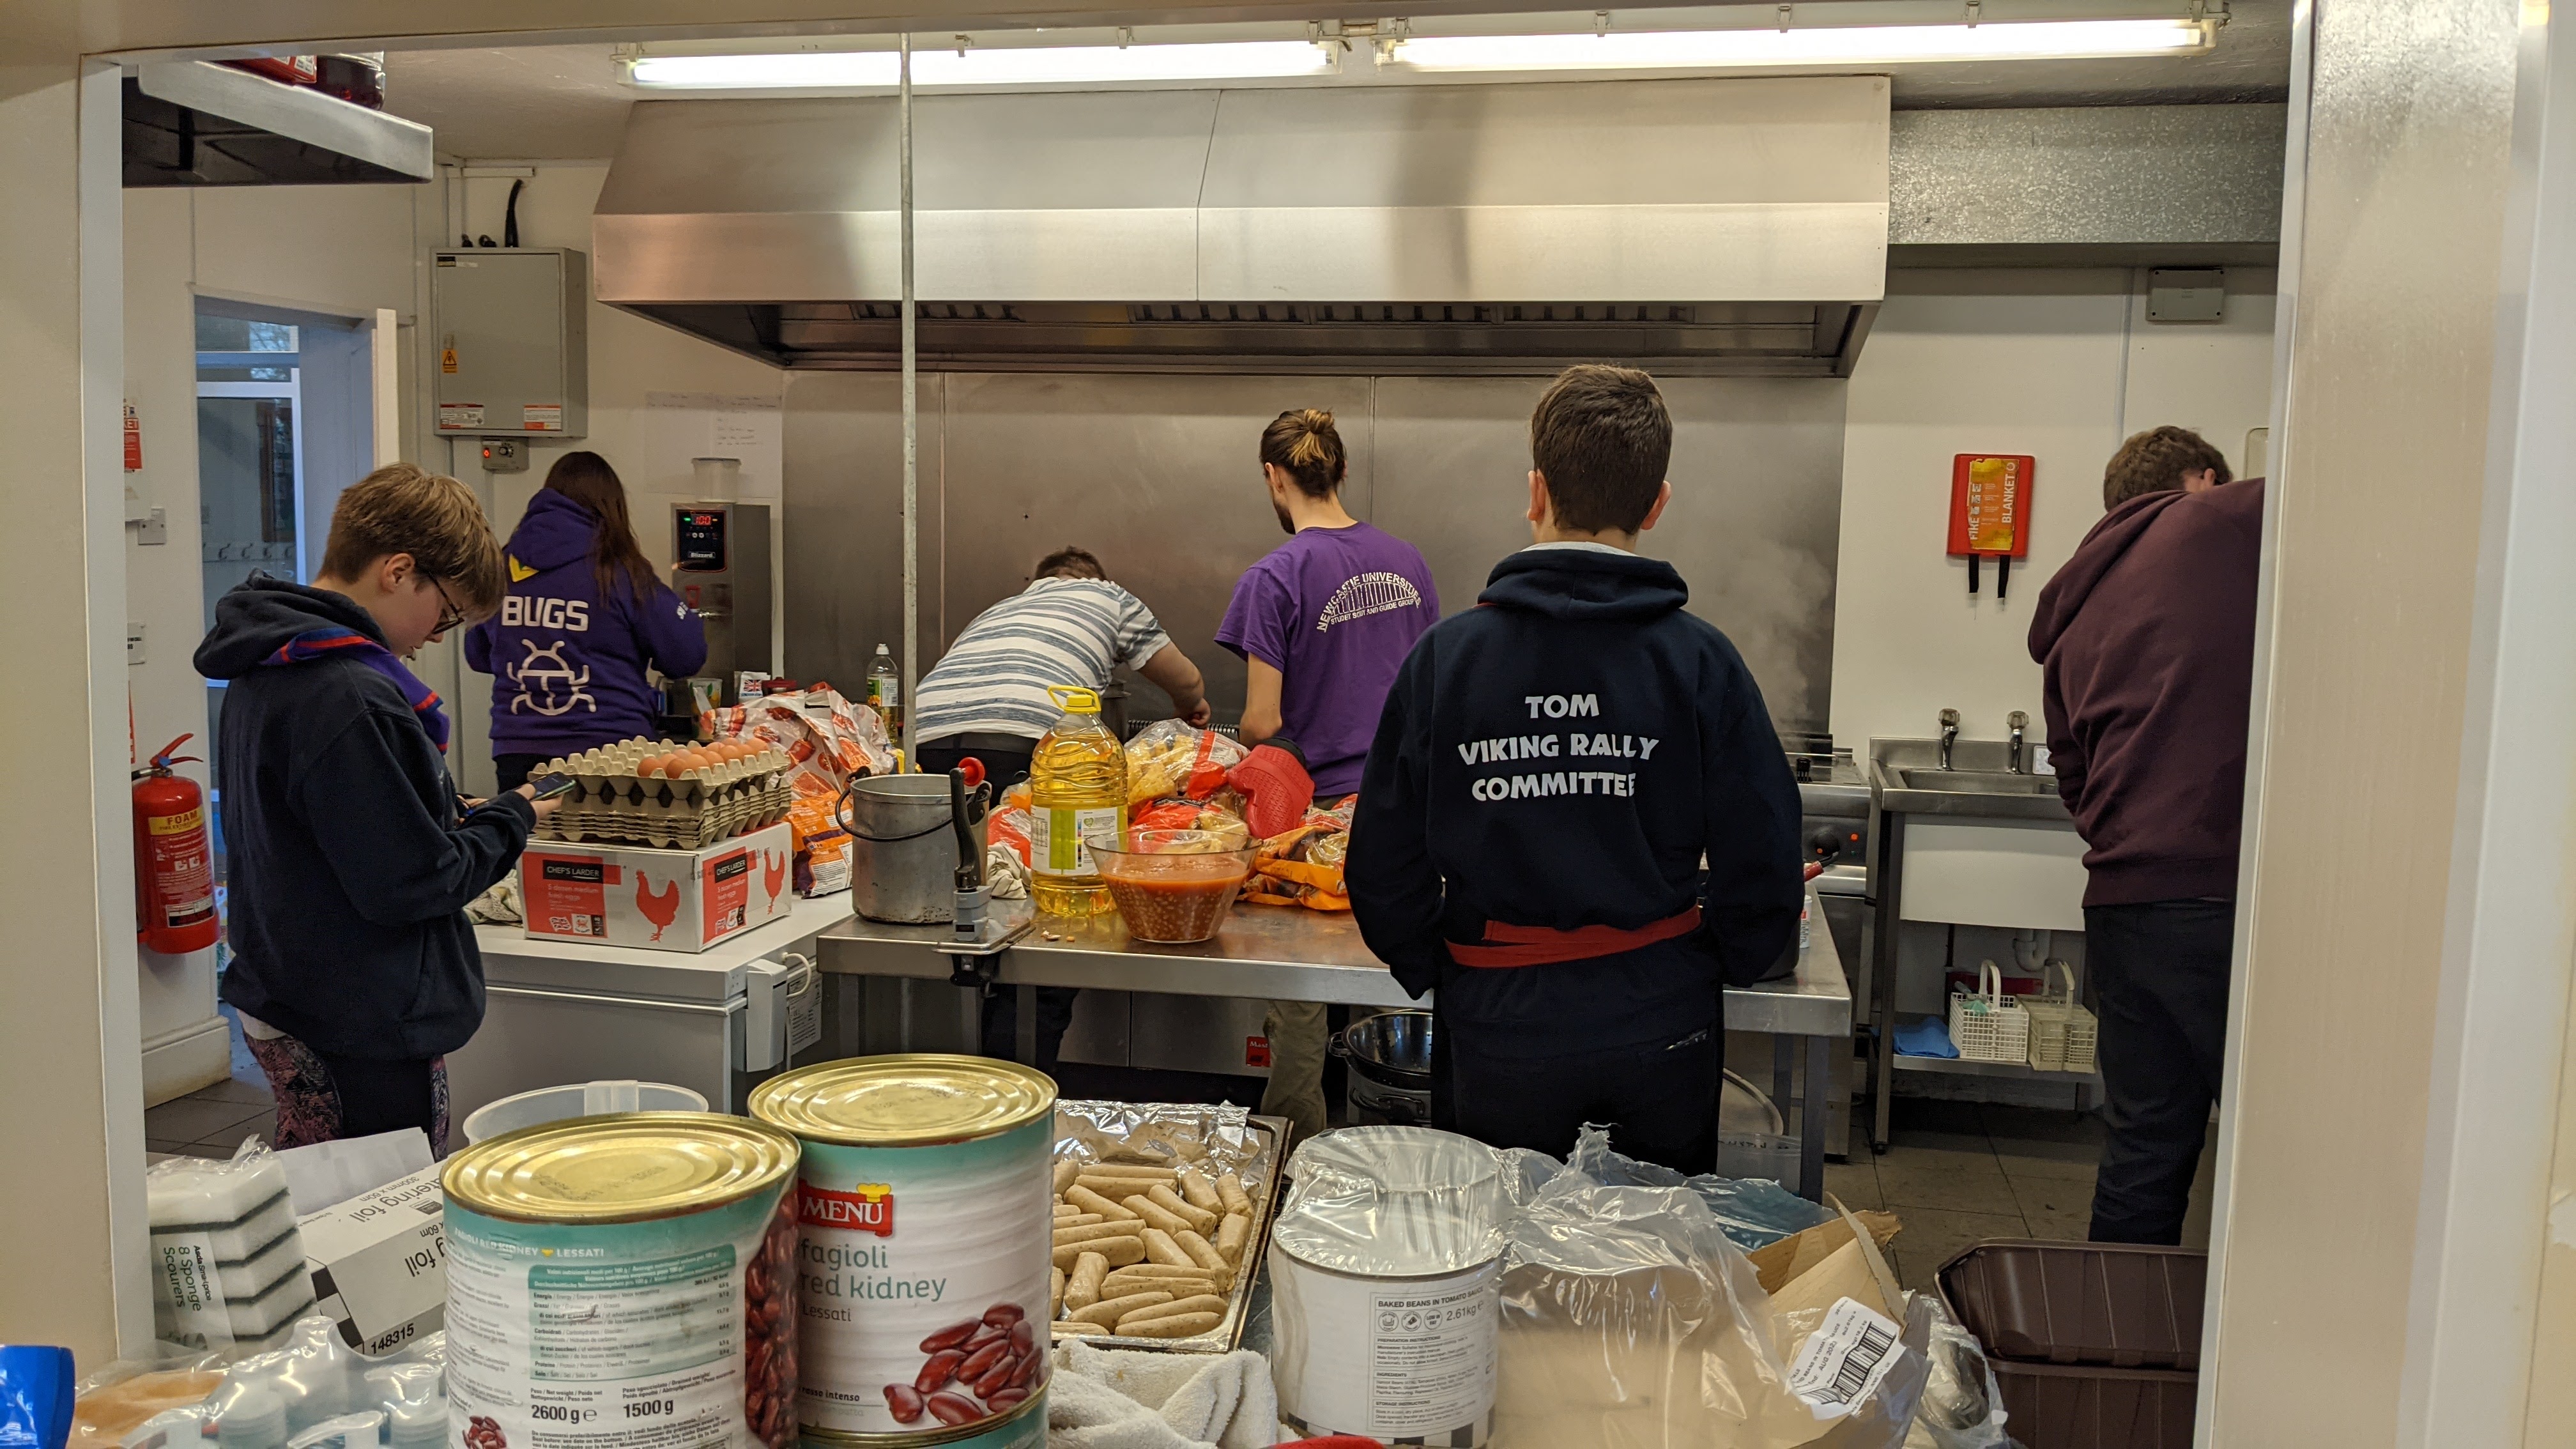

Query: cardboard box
[[521, 820, 793, 953], [298, 1163, 447, 1356]]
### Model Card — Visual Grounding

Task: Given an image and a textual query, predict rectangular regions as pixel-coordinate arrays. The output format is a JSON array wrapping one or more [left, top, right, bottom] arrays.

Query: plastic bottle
[[864, 644, 903, 740], [1027, 685, 1129, 917], [215, 1386, 288, 1449]]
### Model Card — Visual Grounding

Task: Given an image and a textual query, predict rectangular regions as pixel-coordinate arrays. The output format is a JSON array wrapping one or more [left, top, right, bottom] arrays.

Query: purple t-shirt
[[1216, 521, 1440, 796]]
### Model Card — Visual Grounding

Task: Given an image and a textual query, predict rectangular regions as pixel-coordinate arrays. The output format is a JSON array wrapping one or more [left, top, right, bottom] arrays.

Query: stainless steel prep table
[[816, 884, 1852, 1198]]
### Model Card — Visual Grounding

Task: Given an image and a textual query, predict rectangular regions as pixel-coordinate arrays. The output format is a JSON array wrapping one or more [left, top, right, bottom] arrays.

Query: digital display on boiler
[[675, 509, 728, 572]]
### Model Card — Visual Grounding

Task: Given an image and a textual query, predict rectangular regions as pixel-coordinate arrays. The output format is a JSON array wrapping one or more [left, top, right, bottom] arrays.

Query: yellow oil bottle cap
[[1048, 685, 1102, 714]]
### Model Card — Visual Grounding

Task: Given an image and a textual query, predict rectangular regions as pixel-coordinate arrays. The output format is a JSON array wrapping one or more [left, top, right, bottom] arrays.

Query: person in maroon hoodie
[[2028, 425, 2263, 1244]]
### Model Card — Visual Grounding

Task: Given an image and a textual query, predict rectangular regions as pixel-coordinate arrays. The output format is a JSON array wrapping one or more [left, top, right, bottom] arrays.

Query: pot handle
[[1326, 1028, 1349, 1060]]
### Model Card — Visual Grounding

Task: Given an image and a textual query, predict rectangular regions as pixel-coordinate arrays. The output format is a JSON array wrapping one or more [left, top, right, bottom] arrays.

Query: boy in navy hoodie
[[195, 464, 549, 1153], [1349, 365, 1802, 1172]]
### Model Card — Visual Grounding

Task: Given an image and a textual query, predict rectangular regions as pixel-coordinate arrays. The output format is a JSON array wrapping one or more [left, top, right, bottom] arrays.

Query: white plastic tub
[[1268, 1126, 1508, 1447], [459, 1079, 709, 1144]]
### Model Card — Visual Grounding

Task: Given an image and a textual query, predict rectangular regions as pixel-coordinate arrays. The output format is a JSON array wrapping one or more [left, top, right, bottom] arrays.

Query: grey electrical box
[[433, 248, 588, 439], [2146, 268, 2227, 323]]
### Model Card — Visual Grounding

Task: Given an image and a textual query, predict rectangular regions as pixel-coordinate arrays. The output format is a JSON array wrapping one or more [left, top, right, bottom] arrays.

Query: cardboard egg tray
[[532, 737, 796, 850]]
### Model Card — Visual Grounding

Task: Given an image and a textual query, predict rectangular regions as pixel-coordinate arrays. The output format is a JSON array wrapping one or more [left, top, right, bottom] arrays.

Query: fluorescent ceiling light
[[1386, 18, 2214, 72], [629, 40, 1333, 90]]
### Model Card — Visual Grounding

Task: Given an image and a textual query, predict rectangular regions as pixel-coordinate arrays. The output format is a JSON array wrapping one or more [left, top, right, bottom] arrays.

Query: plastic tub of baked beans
[[750, 1056, 1057, 1448], [1087, 830, 1260, 944], [441, 1112, 804, 1449]]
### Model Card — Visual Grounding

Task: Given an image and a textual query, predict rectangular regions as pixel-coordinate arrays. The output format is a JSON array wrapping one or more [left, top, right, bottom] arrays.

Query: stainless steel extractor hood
[[125, 61, 435, 187], [593, 76, 1889, 376]]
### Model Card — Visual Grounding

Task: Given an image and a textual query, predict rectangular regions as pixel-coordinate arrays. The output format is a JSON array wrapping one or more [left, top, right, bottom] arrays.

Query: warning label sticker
[[523, 404, 564, 431], [438, 402, 485, 429]]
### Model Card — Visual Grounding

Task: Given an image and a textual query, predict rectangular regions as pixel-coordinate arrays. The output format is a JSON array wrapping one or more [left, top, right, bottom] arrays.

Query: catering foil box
[[1048, 1101, 1289, 1355]]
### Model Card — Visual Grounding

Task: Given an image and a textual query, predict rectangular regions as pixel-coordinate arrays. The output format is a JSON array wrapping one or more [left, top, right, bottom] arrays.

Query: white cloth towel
[[1046, 1344, 1278, 1449], [466, 870, 524, 924], [986, 845, 1031, 900]]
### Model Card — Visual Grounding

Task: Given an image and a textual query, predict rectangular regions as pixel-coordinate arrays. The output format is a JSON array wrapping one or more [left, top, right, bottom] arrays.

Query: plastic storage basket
[[1949, 962, 2032, 1064], [2025, 960, 2101, 1073], [1938, 1240, 2207, 1449]]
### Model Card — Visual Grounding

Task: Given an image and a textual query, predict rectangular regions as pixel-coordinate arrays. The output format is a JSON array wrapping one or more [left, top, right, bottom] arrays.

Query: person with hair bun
[[1217, 407, 1440, 1145]]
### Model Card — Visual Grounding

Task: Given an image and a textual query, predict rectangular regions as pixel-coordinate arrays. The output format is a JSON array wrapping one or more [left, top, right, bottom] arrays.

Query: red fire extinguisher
[[134, 734, 220, 954]]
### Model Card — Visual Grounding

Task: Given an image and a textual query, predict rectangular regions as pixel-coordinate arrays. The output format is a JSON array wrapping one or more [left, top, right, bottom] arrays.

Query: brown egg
[[636, 754, 666, 778]]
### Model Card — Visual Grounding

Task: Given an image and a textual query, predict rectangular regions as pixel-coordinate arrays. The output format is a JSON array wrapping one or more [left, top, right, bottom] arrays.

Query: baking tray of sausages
[[1046, 1101, 1289, 1353]]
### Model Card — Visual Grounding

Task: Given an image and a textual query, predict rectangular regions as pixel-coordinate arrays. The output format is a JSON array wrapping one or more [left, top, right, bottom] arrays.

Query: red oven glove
[[1230, 737, 1315, 838]]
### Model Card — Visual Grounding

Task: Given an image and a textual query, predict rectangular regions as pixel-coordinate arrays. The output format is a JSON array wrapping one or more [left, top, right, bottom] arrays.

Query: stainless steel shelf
[[1892, 1053, 2101, 1085]]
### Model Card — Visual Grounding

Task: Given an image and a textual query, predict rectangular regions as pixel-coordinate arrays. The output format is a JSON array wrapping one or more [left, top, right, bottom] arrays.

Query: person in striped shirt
[[914, 546, 1210, 788], [915, 547, 1208, 1073]]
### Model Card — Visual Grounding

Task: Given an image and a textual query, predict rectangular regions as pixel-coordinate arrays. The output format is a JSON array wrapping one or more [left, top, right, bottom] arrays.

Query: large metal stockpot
[[840, 775, 990, 924]]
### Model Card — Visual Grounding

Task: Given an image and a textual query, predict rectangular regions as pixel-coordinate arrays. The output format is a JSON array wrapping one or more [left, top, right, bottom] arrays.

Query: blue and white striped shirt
[[913, 578, 1173, 741]]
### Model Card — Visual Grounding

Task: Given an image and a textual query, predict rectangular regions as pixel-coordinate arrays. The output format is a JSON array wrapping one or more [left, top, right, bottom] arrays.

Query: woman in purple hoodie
[[467, 452, 707, 788]]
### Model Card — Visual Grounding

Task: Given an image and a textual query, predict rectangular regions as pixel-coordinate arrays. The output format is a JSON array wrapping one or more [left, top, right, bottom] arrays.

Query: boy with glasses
[[195, 464, 555, 1153]]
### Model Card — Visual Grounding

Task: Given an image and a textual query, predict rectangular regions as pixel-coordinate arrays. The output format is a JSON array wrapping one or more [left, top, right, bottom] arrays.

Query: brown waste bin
[[1937, 1241, 2207, 1449]]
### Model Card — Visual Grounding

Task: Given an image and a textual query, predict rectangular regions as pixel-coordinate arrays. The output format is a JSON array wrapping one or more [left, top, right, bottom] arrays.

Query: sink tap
[[1938, 709, 1960, 770], [2007, 710, 2029, 772]]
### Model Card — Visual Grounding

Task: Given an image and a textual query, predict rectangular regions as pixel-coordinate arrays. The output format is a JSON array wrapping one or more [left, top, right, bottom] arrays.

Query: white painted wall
[[440, 164, 788, 796], [1830, 266, 2278, 753]]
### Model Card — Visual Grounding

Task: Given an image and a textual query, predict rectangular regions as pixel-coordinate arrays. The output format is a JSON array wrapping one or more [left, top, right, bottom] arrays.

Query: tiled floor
[[1834, 1096, 2216, 1291], [146, 1011, 275, 1158]]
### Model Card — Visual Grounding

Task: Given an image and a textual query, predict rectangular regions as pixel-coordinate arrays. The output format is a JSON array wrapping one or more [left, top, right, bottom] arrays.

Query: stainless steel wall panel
[[1198, 77, 1892, 209], [784, 371, 1843, 736], [597, 92, 1216, 305], [933, 372, 1379, 723], [1197, 77, 1889, 304], [1195, 202, 1890, 304], [1370, 375, 1845, 733], [781, 371, 946, 696]]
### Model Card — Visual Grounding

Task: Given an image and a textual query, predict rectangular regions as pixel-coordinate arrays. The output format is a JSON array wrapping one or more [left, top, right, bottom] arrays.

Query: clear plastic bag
[[707, 686, 895, 798], [1902, 1302, 2014, 1449], [104, 1319, 447, 1449], [1492, 1127, 1928, 1449], [1123, 721, 1246, 804], [1556, 1128, 1837, 1251]]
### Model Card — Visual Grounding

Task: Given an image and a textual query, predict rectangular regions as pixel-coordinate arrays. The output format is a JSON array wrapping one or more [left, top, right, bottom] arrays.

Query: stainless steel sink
[[1897, 769, 2060, 796], [1869, 737, 2074, 820]]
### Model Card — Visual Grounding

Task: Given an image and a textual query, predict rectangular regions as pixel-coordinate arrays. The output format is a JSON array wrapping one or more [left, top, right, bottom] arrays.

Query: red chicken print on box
[[636, 871, 682, 940], [763, 849, 788, 908]]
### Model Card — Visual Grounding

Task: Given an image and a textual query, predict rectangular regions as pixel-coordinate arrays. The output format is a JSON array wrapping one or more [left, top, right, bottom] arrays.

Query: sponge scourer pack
[[147, 1145, 315, 1351]]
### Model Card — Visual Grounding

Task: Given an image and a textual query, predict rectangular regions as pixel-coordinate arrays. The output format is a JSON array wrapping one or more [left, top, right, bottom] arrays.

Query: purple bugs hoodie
[[466, 489, 707, 756]]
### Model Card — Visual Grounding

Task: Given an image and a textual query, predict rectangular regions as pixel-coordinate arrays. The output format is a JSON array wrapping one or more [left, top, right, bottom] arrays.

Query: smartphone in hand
[[526, 773, 579, 802]]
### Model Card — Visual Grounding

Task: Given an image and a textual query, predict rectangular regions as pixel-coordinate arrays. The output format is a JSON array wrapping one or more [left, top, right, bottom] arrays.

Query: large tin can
[[441, 1113, 804, 1449], [749, 1056, 1056, 1441]]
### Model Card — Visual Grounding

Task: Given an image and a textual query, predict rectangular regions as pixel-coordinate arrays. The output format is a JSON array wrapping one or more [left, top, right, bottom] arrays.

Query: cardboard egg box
[[532, 737, 796, 850]]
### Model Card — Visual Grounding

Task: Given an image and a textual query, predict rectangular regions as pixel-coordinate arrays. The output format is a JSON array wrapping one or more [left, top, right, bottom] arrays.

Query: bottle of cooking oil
[[1028, 684, 1128, 916], [865, 643, 903, 740]]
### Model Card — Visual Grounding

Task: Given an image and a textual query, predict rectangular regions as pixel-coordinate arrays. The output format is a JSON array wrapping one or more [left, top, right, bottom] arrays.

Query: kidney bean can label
[[749, 1056, 1057, 1439], [441, 1115, 802, 1449]]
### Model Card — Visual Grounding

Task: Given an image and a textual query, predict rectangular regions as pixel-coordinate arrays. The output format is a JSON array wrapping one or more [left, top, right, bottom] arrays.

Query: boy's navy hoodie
[[1348, 546, 1804, 1055], [195, 578, 533, 1060], [464, 490, 706, 756]]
